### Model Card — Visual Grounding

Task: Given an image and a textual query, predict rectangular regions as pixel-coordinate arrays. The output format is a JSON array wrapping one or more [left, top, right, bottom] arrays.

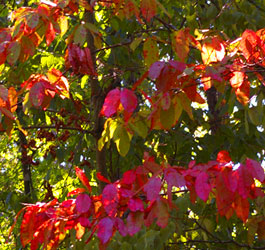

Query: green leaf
[[74, 24, 87, 46], [143, 38, 159, 68], [160, 103, 176, 129], [6, 41, 21, 65], [248, 106, 263, 126], [113, 124, 132, 156], [128, 118, 148, 138], [130, 37, 142, 51], [26, 12, 39, 29]]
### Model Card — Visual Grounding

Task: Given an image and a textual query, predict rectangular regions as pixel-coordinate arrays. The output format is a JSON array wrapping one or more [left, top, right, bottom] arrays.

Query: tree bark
[[206, 86, 220, 134], [84, 10, 107, 191], [19, 130, 33, 195]]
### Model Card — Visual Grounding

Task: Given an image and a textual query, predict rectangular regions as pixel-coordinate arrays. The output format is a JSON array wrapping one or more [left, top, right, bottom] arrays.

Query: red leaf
[[102, 184, 119, 216], [195, 172, 211, 202], [143, 177, 161, 201], [217, 150, 232, 163], [0, 43, 7, 65], [246, 159, 265, 182], [20, 206, 38, 247], [149, 61, 165, 79], [97, 217, 114, 244], [75, 167, 92, 192], [67, 188, 86, 197], [96, 172, 111, 184], [84, 47, 96, 75], [215, 173, 235, 218], [127, 211, 144, 236], [100, 88, 121, 117], [78, 217, 91, 227], [122, 170, 136, 185], [120, 88, 138, 113], [141, 0, 156, 22], [76, 193, 91, 213], [128, 197, 144, 212], [46, 22, 55, 46], [221, 168, 238, 193], [184, 84, 205, 104]]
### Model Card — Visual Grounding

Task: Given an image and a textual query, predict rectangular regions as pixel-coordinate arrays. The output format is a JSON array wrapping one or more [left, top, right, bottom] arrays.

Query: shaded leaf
[[143, 177, 161, 201], [97, 217, 113, 244]]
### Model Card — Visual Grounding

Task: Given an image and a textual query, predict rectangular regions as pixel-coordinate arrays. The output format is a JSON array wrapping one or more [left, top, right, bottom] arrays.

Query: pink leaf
[[100, 88, 121, 117], [168, 60, 186, 72], [237, 164, 254, 199], [164, 168, 186, 188], [127, 211, 144, 236], [114, 218, 127, 237], [221, 169, 238, 193], [29, 81, 45, 107], [128, 197, 144, 212], [120, 88, 137, 113], [102, 184, 119, 217], [195, 172, 211, 202], [143, 177, 161, 201], [76, 193, 91, 213], [246, 159, 265, 182], [156, 198, 169, 228], [149, 61, 165, 79], [97, 217, 113, 244]]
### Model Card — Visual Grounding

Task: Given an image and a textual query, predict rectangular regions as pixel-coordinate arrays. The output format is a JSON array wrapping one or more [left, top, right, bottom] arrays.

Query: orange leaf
[[239, 29, 260, 60], [75, 167, 92, 192], [235, 80, 250, 105], [172, 29, 190, 62], [233, 194, 249, 223], [75, 222, 85, 240], [46, 22, 55, 46], [230, 71, 245, 89]]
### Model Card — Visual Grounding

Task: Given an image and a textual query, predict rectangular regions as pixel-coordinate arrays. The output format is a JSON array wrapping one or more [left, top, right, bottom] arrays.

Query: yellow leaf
[[59, 16, 68, 37]]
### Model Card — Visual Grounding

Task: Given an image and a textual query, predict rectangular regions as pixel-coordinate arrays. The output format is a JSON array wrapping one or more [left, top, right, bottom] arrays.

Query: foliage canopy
[[0, 0, 265, 249]]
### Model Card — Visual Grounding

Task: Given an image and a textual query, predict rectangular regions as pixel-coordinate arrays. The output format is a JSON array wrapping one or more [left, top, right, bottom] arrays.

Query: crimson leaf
[[100, 88, 121, 117]]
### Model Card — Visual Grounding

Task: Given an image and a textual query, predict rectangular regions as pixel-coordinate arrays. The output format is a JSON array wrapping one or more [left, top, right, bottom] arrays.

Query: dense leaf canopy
[[0, 0, 265, 249]]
